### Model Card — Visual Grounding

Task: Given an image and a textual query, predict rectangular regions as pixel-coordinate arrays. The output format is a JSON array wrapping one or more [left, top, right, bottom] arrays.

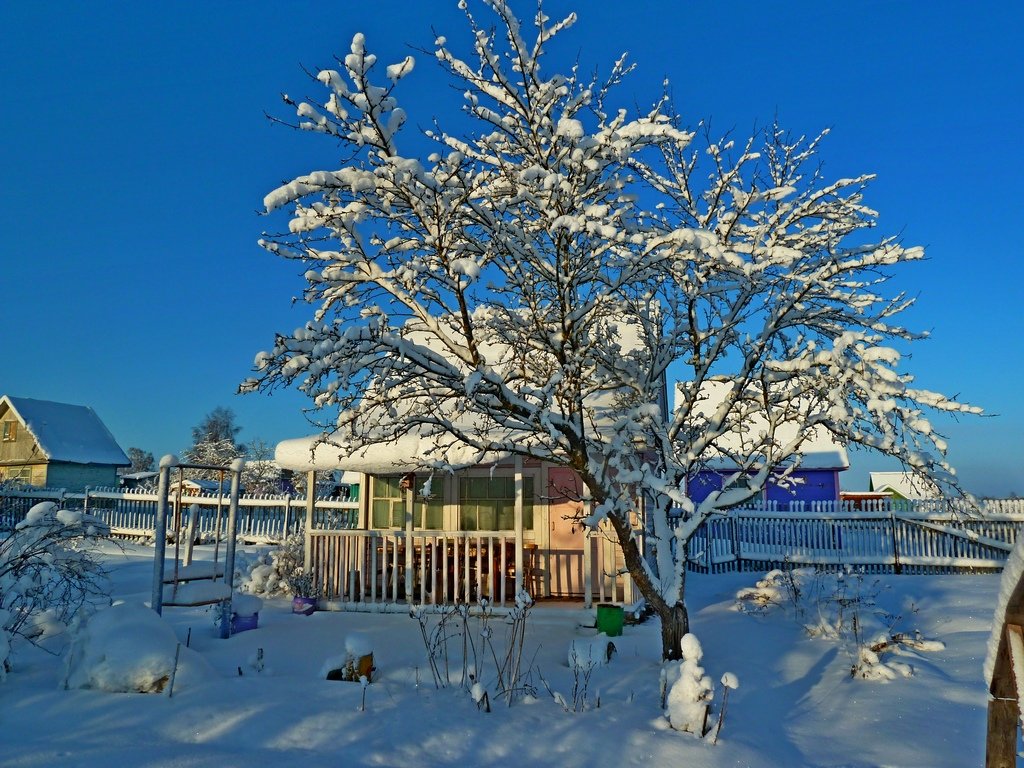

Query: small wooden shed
[[0, 395, 130, 491]]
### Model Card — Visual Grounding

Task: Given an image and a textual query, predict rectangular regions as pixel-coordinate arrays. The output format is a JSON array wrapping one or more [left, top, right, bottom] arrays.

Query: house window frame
[[370, 475, 444, 530], [2, 421, 16, 442], [458, 474, 535, 531]]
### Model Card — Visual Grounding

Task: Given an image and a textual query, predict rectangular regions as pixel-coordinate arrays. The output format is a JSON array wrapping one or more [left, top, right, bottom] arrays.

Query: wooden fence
[[0, 485, 359, 542], [4, 486, 1023, 579], [686, 499, 1024, 574]]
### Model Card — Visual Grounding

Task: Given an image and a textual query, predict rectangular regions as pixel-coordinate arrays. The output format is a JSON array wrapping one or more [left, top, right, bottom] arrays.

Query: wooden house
[[0, 395, 130, 491], [678, 381, 849, 509], [869, 471, 942, 500], [275, 432, 622, 605]]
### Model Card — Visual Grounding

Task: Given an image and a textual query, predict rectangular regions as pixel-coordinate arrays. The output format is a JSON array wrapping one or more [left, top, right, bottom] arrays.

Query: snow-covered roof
[[1, 395, 130, 467], [674, 381, 850, 471], [869, 471, 942, 499], [276, 429, 512, 474]]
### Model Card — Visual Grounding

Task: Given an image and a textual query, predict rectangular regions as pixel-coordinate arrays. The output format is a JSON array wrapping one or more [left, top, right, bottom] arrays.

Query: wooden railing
[[308, 529, 530, 608]]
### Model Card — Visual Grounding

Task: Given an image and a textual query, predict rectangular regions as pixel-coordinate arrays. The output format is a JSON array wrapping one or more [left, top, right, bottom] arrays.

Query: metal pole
[[151, 458, 175, 616], [219, 459, 244, 639]]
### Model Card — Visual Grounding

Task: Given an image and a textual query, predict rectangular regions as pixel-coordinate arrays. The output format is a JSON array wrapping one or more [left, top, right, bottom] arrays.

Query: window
[[371, 475, 443, 529], [2, 421, 16, 442], [459, 476, 534, 531], [0, 466, 32, 483]]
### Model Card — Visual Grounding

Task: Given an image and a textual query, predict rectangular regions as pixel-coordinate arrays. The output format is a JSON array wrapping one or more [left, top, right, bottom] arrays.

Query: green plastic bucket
[[596, 603, 624, 637]]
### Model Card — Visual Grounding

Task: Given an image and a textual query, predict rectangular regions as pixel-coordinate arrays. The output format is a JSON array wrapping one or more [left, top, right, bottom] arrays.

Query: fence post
[[730, 512, 741, 573], [890, 512, 902, 574]]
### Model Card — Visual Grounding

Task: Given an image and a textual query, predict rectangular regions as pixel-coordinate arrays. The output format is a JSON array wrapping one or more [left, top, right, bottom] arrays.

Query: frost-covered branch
[[246, 2, 978, 660]]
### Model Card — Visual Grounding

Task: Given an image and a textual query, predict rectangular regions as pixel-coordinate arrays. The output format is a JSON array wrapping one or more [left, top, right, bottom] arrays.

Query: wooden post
[[986, 697, 1018, 768], [514, 455, 524, 599], [889, 512, 902, 574], [403, 473, 415, 602], [304, 470, 315, 574]]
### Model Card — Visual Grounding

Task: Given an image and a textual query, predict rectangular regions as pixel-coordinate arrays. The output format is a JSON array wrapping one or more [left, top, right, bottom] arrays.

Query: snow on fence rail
[[686, 499, 1024, 575], [0, 486, 359, 543]]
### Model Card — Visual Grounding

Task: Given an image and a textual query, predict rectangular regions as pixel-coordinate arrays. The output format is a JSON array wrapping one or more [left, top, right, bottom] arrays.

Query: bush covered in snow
[[238, 532, 317, 597], [1, 501, 110, 680], [735, 567, 945, 680], [63, 601, 215, 694]]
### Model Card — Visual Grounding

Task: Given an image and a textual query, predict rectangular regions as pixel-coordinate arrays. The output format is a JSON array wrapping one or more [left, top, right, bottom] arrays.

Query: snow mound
[[664, 633, 714, 735], [568, 635, 616, 671], [64, 602, 215, 693]]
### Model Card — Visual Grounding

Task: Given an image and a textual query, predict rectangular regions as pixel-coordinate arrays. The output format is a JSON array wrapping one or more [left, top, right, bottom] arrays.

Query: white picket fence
[[686, 498, 1024, 574], [0, 485, 359, 542], [5, 486, 1023, 581]]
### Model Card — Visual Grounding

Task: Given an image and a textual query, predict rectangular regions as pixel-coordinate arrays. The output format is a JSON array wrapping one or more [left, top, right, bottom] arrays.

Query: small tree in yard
[[184, 407, 245, 482], [243, 1, 978, 660], [125, 447, 155, 474], [0, 502, 109, 679]]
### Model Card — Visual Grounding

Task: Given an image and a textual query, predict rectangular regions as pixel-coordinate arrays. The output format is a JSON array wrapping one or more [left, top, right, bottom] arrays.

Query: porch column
[[514, 455, 524, 597], [304, 470, 315, 573], [404, 476, 414, 602], [359, 473, 370, 528], [583, 497, 593, 610]]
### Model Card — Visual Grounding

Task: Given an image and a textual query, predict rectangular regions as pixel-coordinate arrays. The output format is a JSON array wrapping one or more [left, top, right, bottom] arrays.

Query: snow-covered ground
[[1, 541, 996, 767]]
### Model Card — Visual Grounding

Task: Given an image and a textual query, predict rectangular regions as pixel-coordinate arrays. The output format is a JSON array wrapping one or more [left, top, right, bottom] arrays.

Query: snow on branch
[[248, 3, 979, 616]]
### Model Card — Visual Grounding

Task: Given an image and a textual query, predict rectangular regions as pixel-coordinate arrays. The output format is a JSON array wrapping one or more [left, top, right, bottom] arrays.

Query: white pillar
[[583, 498, 593, 610], [304, 470, 315, 573], [514, 455, 524, 598], [404, 475, 414, 602]]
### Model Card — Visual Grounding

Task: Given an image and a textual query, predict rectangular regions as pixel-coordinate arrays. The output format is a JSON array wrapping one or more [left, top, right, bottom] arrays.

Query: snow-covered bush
[[63, 601, 214, 693], [735, 568, 806, 616], [736, 567, 945, 680], [412, 592, 535, 706], [239, 533, 316, 597], [1, 501, 110, 679]]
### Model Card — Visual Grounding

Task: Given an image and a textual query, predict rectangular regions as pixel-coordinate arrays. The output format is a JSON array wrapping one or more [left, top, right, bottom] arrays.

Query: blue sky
[[2, 2, 1021, 496]]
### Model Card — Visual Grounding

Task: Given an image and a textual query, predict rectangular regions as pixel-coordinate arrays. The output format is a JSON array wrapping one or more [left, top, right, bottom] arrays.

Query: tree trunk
[[603, 506, 690, 660], [658, 601, 690, 660]]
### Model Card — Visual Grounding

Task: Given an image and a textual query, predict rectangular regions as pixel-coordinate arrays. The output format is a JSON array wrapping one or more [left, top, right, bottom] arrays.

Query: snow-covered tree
[[244, 1, 978, 659], [190, 407, 244, 453], [1, 502, 109, 679], [125, 447, 155, 474], [242, 437, 281, 495], [184, 407, 245, 482]]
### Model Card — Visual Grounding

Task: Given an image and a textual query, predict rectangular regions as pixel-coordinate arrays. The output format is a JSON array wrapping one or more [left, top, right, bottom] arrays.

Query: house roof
[[1, 395, 130, 466], [869, 471, 942, 499], [275, 430, 512, 474]]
